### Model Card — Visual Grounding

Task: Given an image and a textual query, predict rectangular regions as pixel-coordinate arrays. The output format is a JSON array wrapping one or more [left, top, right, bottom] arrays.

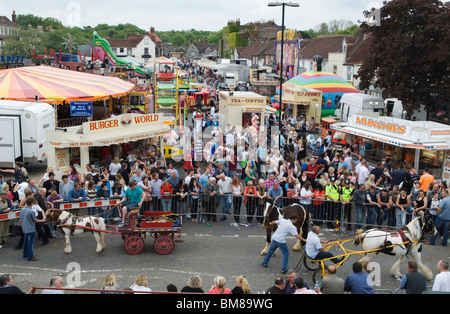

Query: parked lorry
[[384, 98, 427, 121], [219, 72, 239, 90], [0, 100, 55, 168]]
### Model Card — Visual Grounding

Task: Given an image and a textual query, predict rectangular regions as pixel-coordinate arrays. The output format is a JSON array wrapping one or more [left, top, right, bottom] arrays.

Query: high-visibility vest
[[341, 186, 353, 202], [325, 185, 339, 201]]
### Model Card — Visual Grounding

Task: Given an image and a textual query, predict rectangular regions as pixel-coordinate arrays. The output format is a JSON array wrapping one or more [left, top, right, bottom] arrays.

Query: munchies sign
[[349, 115, 450, 144], [353, 116, 407, 135]]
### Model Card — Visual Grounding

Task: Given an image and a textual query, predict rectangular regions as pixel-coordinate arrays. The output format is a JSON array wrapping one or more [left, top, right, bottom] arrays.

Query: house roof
[[0, 16, 16, 26], [299, 35, 355, 60], [107, 37, 144, 48], [344, 30, 373, 65], [108, 30, 162, 48], [238, 38, 275, 59], [188, 42, 218, 54]]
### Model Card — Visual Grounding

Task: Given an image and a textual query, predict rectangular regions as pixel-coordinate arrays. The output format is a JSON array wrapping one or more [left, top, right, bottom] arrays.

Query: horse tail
[[301, 211, 310, 245], [353, 229, 366, 246]]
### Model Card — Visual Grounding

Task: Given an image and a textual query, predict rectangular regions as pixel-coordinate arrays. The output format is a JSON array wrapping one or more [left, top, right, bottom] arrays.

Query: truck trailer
[[0, 100, 55, 168]]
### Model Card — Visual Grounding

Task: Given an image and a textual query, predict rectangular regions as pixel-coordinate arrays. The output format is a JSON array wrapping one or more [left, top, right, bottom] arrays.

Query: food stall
[[275, 86, 323, 129], [218, 91, 276, 131], [331, 113, 450, 180], [46, 113, 170, 178]]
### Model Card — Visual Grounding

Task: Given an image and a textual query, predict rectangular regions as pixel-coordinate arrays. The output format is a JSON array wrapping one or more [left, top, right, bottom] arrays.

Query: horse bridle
[[265, 204, 284, 221]]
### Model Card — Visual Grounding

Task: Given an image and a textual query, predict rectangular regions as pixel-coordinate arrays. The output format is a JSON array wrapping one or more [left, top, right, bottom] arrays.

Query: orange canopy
[[0, 66, 135, 104]]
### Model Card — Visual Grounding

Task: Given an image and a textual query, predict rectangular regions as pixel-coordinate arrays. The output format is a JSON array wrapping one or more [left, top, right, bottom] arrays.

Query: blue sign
[[70, 101, 93, 117], [0, 56, 26, 63]]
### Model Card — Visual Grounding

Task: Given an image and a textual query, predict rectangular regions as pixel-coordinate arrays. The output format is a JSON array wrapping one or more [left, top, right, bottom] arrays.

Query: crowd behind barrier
[[1, 157, 449, 237], [1, 80, 450, 294]]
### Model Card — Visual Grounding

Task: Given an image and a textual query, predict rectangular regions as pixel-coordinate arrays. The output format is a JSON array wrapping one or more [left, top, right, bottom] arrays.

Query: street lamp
[[268, 2, 299, 149]]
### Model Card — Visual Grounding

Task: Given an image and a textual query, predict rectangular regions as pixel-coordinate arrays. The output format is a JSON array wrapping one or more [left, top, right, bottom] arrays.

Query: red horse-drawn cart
[[117, 210, 182, 255]]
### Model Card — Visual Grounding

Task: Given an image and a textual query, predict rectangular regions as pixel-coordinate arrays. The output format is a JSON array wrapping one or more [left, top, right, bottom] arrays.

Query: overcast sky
[[3, 0, 384, 31]]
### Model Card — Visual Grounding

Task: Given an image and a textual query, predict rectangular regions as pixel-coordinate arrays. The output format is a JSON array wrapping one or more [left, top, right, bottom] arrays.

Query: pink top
[[208, 288, 232, 294], [294, 288, 317, 294]]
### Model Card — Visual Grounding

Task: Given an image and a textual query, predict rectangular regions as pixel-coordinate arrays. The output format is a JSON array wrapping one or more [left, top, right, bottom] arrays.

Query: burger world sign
[[84, 113, 161, 133]]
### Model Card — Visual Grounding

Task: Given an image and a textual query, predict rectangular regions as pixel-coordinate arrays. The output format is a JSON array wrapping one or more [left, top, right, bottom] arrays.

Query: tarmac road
[[1, 163, 448, 295], [1, 217, 447, 294]]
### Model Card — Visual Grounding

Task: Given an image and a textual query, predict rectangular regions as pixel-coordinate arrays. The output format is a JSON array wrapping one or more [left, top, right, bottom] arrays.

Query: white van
[[335, 93, 385, 122], [384, 98, 427, 121], [0, 100, 55, 167]]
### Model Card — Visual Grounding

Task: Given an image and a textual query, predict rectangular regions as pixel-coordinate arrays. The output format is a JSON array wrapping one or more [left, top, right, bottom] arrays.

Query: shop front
[[331, 114, 450, 180], [46, 113, 170, 178]]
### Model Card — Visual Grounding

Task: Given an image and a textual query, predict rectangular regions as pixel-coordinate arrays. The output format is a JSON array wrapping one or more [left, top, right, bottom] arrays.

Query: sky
[[3, 0, 384, 32]]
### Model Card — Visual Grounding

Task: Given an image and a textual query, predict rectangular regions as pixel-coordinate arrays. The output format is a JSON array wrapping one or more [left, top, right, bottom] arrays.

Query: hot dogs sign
[[84, 113, 161, 134]]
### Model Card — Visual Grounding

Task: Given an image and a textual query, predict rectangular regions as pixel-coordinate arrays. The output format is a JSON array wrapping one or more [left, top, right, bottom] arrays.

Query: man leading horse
[[262, 214, 307, 274]]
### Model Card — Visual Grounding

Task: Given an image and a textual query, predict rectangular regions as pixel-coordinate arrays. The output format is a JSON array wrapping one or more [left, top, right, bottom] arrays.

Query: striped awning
[[0, 66, 135, 104]]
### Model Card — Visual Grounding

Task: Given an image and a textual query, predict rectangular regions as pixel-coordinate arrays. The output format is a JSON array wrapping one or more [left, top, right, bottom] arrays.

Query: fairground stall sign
[[331, 114, 450, 180], [46, 113, 170, 178]]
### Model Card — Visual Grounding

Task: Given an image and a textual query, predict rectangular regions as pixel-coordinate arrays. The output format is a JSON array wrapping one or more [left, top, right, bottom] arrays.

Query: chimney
[[12, 11, 17, 24], [150, 26, 155, 34]]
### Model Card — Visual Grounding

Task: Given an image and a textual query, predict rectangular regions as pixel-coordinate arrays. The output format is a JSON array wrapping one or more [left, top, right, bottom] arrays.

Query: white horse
[[353, 211, 435, 280], [45, 209, 107, 254]]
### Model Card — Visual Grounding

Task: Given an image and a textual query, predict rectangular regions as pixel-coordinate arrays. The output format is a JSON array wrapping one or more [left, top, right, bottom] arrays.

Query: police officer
[[340, 179, 354, 231], [325, 178, 340, 230]]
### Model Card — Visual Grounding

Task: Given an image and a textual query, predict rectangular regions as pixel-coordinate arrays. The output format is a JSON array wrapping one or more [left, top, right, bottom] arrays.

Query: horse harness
[[57, 212, 96, 236], [377, 226, 416, 257]]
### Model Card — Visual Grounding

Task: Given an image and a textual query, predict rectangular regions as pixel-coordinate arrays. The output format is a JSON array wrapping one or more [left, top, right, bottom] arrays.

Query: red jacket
[[161, 184, 173, 200]]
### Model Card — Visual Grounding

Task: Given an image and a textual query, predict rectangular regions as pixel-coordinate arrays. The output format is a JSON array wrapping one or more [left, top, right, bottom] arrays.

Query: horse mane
[[405, 216, 423, 242]]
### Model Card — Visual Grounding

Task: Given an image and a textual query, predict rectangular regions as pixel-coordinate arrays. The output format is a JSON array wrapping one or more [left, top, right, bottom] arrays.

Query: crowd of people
[[2, 258, 450, 294], [1, 100, 450, 247], [1, 85, 450, 294]]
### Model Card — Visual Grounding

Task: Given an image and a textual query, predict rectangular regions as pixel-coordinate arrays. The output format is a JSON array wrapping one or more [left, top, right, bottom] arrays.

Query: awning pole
[[414, 148, 420, 170]]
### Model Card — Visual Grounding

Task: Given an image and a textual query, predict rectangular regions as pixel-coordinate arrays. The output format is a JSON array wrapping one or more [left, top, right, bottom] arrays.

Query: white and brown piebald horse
[[46, 209, 107, 254], [261, 200, 309, 255], [354, 211, 435, 280]]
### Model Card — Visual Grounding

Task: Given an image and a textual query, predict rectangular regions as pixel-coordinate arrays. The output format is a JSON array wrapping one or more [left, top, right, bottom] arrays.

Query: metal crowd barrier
[[0, 192, 431, 236]]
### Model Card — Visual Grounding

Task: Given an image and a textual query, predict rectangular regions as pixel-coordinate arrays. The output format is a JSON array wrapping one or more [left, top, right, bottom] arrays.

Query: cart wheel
[[303, 255, 320, 271], [124, 236, 144, 255], [154, 236, 174, 255], [312, 266, 328, 283]]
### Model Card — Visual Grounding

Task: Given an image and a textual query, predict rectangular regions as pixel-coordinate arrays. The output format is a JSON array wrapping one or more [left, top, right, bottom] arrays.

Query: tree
[[172, 33, 186, 46], [2, 29, 45, 56], [16, 14, 44, 29], [356, 0, 450, 115]]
